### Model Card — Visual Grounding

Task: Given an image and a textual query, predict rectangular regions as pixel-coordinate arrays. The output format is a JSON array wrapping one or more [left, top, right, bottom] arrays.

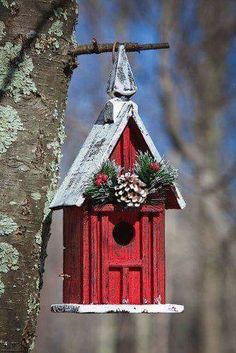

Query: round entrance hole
[[112, 222, 134, 246]]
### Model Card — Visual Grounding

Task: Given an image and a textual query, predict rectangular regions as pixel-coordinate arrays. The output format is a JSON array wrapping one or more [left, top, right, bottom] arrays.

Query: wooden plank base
[[51, 303, 184, 314]]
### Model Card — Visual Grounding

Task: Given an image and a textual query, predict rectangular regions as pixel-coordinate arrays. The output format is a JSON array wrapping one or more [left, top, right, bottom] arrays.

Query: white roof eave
[[50, 99, 185, 210]]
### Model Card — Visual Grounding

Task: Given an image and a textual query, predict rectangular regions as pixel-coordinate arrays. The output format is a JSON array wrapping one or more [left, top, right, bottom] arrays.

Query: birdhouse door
[[101, 210, 151, 305]]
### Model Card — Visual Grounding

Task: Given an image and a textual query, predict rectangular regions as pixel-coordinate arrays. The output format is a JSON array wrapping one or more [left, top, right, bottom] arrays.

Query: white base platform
[[51, 303, 184, 314]]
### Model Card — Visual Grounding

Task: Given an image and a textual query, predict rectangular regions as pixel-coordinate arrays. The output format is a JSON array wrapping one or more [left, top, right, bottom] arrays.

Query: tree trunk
[[115, 316, 137, 353], [159, 1, 235, 352], [0, 1, 76, 352]]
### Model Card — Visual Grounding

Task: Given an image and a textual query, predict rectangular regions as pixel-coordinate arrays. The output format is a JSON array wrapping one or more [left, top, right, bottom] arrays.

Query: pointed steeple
[[107, 44, 137, 99]]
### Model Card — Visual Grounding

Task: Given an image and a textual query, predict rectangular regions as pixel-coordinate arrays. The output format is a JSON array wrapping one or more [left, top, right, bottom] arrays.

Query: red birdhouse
[[50, 45, 185, 314]]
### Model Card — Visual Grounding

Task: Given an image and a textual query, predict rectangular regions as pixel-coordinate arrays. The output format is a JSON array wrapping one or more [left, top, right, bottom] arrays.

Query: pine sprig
[[134, 151, 157, 185], [135, 151, 178, 191], [84, 160, 119, 204], [100, 160, 119, 183]]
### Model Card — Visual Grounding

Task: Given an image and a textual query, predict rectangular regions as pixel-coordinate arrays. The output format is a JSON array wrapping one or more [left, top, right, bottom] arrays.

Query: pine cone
[[114, 172, 148, 207]]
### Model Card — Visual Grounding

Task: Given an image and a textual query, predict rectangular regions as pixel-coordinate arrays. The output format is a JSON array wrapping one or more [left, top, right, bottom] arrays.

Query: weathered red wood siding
[[63, 206, 82, 303], [63, 205, 166, 304], [96, 204, 166, 304], [110, 118, 149, 168]]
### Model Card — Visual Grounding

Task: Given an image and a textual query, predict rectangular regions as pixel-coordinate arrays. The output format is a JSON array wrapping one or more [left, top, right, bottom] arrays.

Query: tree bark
[[114, 316, 137, 353], [0, 1, 76, 352], [70, 40, 169, 56]]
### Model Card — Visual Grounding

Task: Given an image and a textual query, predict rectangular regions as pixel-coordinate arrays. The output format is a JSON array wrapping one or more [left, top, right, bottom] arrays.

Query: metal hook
[[112, 41, 119, 63]]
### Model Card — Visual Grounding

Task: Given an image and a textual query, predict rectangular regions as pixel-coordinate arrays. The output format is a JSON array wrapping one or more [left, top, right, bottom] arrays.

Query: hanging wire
[[112, 41, 119, 63]]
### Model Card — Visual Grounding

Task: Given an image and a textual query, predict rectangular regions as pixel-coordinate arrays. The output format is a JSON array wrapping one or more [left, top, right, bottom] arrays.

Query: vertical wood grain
[[141, 215, 151, 303], [82, 209, 90, 303], [63, 207, 82, 303], [153, 207, 166, 303], [122, 267, 129, 303], [122, 123, 131, 169], [159, 209, 166, 303], [101, 215, 109, 303], [91, 214, 99, 303], [110, 117, 151, 169]]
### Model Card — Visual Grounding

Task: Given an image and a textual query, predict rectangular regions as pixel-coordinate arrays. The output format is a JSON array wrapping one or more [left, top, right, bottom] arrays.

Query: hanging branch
[[69, 39, 170, 56]]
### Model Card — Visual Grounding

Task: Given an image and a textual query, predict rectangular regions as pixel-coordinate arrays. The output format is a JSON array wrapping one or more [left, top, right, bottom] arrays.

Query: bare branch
[[69, 40, 169, 56], [159, 51, 203, 168], [203, 162, 236, 194]]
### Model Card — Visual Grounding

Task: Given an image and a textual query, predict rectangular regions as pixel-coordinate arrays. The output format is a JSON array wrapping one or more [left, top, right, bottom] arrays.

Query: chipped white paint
[[103, 98, 129, 123], [50, 99, 185, 210], [50, 101, 133, 208], [50, 45, 186, 210], [51, 303, 184, 314], [107, 44, 137, 98]]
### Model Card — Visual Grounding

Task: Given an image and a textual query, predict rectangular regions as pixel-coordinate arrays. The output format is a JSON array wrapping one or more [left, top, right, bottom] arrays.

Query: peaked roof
[[50, 99, 185, 209], [50, 45, 185, 210]]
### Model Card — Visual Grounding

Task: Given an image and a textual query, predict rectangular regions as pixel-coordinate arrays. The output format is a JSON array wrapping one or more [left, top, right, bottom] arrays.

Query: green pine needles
[[134, 151, 157, 185], [84, 160, 119, 204], [99, 160, 119, 182], [84, 151, 178, 206], [135, 151, 178, 193]]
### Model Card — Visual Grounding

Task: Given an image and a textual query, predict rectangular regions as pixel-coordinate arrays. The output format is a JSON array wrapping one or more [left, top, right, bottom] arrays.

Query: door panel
[[129, 267, 142, 303], [89, 204, 165, 305], [101, 211, 147, 304], [108, 268, 122, 304]]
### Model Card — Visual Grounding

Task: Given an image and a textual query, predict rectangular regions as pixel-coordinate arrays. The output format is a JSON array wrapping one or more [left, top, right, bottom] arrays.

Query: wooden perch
[[69, 40, 170, 56]]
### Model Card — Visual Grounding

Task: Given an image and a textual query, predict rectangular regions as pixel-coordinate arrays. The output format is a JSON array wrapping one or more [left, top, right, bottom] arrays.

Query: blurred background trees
[[34, 1, 236, 352]]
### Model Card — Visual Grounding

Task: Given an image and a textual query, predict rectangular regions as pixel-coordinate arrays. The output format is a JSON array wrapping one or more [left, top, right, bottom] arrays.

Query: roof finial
[[107, 43, 137, 99]]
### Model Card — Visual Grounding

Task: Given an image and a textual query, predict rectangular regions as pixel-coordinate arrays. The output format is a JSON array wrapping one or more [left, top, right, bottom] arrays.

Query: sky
[[62, 1, 172, 177], [61, 0, 236, 192]]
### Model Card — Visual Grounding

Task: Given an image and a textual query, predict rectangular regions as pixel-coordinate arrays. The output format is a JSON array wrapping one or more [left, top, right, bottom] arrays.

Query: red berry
[[96, 173, 104, 179], [149, 162, 160, 171], [96, 173, 108, 183], [95, 173, 108, 187], [101, 174, 108, 182], [95, 178, 103, 186]]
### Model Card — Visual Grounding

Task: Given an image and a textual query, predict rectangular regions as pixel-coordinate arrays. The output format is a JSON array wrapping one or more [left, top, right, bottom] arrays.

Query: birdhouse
[[50, 45, 185, 314]]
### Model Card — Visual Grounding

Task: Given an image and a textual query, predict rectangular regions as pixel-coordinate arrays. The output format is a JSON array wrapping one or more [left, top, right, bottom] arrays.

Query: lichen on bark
[[30, 192, 41, 201], [35, 7, 67, 54], [0, 279, 5, 296], [0, 213, 17, 236], [48, 20, 64, 37], [35, 229, 42, 246], [0, 0, 9, 8], [44, 111, 65, 219], [0, 21, 6, 40], [0, 42, 37, 102], [0, 242, 19, 273], [0, 105, 23, 153], [0, 242, 19, 297]]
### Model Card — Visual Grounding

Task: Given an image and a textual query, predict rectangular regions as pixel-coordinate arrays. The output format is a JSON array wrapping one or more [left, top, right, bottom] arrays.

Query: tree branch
[[159, 55, 203, 168], [203, 162, 236, 194], [69, 40, 169, 56]]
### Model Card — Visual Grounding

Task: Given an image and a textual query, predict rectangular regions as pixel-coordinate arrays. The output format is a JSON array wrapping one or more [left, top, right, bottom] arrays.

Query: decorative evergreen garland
[[84, 151, 178, 207]]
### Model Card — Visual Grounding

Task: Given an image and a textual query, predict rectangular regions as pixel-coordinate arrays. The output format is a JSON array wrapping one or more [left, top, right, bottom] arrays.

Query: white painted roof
[[50, 99, 185, 209]]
